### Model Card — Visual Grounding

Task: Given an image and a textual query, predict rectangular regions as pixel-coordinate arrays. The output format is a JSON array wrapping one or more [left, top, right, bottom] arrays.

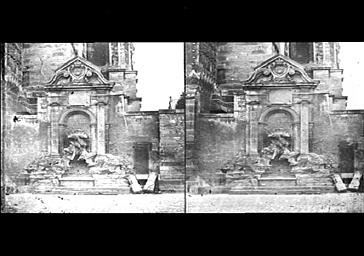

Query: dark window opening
[[86, 43, 109, 67], [289, 42, 313, 64]]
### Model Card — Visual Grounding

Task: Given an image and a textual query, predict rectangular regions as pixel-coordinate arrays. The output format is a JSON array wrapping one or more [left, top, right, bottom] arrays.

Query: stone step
[[297, 182, 334, 186], [230, 186, 335, 191], [95, 182, 129, 186], [258, 178, 297, 186], [158, 180, 185, 192], [229, 189, 324, 195], [229, 185, 336, 194], [32, 186, 131, 195]]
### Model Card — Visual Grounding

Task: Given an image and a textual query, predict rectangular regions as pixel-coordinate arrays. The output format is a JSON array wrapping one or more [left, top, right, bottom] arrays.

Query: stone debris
[[126, 174, 143, 194], [4, 174, 18, 194], [332, 173, 347, 192], [19, 153, 135, 192], [13, 152, 164, 194], [143, 172, 158, 193], [348, 171, 363, 191]]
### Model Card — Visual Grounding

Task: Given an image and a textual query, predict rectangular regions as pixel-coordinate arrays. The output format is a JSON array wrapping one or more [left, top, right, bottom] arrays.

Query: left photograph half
[[1, 42, 185, 213]]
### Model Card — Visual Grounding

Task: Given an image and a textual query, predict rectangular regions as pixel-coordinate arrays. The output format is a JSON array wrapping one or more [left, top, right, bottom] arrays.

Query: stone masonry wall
[[108, 106, 160, 171], [22, 43, 76, 89], [4, 118, 41, 182], [311, 92, 364, 171], [194, 114, 246, 184], [158, 110, 185, 180], [216, 42, 274, 83], [3, 43, 43, 185], [108, 106, 185, 183]]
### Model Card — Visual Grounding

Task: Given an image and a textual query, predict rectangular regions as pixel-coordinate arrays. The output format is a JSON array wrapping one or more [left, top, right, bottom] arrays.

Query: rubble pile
[[22, 156, 67, 185], [221, 151, 253, 174], [4, 174, 19, 194], [218, 149, 337, 185], [16, 153, 161, 194], [88, 153, 134, 175], [291, 153, 336, 173]]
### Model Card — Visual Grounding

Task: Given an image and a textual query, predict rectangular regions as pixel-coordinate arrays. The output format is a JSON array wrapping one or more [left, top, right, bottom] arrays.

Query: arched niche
[[58, 108, 97, 155], [258, 106, 300, 153]]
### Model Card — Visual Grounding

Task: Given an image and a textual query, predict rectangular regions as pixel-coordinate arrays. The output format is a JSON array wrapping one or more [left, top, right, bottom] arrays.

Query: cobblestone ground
[[5, 193, 185, 213], [186, 193, 364, 213], [4, 193, 364, 213]]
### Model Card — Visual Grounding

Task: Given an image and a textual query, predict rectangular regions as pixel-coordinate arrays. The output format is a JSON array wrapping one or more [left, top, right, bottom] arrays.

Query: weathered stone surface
[[332, 174, 347, 192], [126, 174, 142, 194], [143, 172, 158, 193], [347, 171, 363, 191]]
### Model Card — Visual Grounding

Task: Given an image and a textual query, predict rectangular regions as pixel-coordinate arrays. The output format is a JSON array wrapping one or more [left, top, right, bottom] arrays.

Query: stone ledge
[[58, 177, 96, 188], [58, 177, 95, 181], [330, 110, 364, 114], [258, 177, 297, 181]]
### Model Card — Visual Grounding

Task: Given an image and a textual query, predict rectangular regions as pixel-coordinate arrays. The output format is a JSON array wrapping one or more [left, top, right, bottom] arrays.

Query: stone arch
[[59, 107, 96, 126], [259, 106, 299, 124], [258, 106, 300, 153], [58, 108, 97, 154]]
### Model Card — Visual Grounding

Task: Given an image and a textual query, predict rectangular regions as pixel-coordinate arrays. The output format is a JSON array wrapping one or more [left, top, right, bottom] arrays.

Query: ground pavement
[[4, 192, 364, 213]]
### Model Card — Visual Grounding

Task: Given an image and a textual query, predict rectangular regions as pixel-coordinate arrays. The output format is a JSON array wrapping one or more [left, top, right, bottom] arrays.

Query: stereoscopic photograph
[[1, 42, 363, 213]]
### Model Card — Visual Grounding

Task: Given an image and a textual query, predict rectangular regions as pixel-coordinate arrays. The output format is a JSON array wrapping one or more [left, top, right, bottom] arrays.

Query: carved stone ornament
[[46, 56, 113, 87], [186, 69, 201, 85], [244, 54, 318, 86]]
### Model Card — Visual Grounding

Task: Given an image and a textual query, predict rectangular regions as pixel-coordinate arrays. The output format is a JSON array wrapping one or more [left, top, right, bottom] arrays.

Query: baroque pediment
[[46, 56, 114, 87], [244, 54, 318, 86]]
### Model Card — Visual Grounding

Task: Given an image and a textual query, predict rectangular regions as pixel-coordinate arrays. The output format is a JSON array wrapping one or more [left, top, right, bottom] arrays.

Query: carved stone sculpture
[[260, 129, 300, 169]]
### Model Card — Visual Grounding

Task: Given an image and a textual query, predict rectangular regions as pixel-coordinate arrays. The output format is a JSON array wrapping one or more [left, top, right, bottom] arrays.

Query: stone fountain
[[219, 129, 336, 193]]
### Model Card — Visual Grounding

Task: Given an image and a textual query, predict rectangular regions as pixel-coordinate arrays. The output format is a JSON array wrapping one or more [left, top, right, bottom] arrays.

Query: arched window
[[289, 42, 314, 64]]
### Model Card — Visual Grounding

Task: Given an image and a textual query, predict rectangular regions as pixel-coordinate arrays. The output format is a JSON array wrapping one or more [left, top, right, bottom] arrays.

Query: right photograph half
[[184, 42, 364, 213]]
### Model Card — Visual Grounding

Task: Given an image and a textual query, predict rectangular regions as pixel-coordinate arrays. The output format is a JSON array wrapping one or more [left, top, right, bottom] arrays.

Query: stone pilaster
[[247, 101, 260, 156], [90, 123, 97, 154], [49, 105, 60, 157], [300, 100, 310, 154], [96, 103, 106, 154], [249, 120, 259, 155], [293, 122, 300, 152], [185, 82, 198, 178]]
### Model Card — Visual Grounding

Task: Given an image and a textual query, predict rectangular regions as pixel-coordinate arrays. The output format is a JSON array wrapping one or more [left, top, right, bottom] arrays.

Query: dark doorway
[[289, 42, 314, 64], [338, 141, 355, 173], [134, 143, 150, 175]]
